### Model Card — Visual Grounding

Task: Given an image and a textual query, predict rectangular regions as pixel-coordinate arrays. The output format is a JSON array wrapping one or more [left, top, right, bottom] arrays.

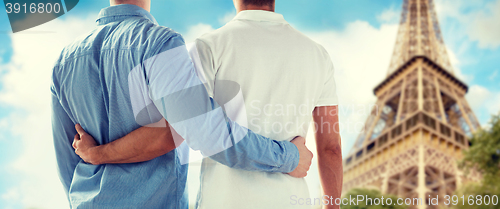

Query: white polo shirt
[[189, 10, 338, 209]]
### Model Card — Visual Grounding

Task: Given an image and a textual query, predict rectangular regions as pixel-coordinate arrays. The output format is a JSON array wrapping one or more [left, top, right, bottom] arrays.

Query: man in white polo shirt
[[189, 0, 343, 208]]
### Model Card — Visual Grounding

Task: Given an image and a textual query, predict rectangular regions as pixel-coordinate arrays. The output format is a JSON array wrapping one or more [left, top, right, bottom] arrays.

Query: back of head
[[110, 0, 150, 11], [236, 0, 275, 12], [242, 0, 275, 6]]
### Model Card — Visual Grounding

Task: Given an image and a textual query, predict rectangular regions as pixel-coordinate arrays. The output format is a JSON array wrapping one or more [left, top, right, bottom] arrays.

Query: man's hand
[[72, 121, 178, 165], [73, 124, 100, 165], [287, 136, 313, 178]]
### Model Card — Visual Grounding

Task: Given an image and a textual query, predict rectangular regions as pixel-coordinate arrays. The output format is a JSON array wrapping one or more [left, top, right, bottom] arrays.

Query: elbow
[[157, 130, 175, 154], [319, 143, 342, 159]]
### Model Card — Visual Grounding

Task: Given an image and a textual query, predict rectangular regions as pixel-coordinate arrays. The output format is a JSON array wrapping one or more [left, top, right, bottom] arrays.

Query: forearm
[[313, 106, 342, 208], [208, 126, 299, 173], [317, 143, 343, 208], [194, 106, 299, 172], [166, 107, 299, 172], [90, 126, 176, 164]]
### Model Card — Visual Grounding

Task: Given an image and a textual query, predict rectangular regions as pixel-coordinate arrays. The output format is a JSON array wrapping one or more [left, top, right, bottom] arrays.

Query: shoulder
[[118, 18, 186, 56], [288, 26, 329, 54], [195, 21, 244, 47], [144, 24, 186, 56], [282, 25, 333, 65], [107, 17, 187, 59]]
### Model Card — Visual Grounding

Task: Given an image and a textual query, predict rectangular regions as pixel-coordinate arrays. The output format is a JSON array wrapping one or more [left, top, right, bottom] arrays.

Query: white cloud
[[436, 0, 500, 49], [434, 0, 466, 20], [219, 11, 236, 25], [377, 7, 400, 24], [0, 49, 4, 64], [0, 117, 7, 134], [467, 85, 492, 111], [489, 70, 499, 81], [468, 0, 500, 49], [446, 46, 470, 82], [0, 14, 97, 209], [182, 23, 215, 43], [1, 188, 20, 201], [466, 85, 500, 119], [484, 91, 500, 115], [1, 187, 21, 209]]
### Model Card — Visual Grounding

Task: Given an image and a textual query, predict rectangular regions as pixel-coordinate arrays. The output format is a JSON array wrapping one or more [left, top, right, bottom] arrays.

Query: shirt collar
[[232, 10, 288, 24], [96, 4, 157, 25]]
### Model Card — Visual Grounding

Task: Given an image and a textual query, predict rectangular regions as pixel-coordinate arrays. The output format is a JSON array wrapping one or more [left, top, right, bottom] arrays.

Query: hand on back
[[287, 136, 313, 178]]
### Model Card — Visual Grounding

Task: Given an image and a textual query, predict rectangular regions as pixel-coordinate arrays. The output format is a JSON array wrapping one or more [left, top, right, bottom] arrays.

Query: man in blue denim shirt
[[51, 0, 312, 208]]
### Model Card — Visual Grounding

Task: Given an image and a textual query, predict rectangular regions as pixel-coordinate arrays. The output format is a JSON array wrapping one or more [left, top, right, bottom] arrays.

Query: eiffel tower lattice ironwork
[[342, 0, 481, 208]]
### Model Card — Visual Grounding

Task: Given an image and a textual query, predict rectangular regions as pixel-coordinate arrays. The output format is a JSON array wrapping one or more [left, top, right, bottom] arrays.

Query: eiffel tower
[[342, 0, 481, 208]]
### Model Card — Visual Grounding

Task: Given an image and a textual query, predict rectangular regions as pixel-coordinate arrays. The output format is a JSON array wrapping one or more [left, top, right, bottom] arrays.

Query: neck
[[110, 0, 150, 12], [237, 4, 275, 13]]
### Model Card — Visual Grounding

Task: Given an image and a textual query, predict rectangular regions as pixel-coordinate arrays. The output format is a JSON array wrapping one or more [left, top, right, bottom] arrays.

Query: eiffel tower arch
[[342, 0, 481, 208]]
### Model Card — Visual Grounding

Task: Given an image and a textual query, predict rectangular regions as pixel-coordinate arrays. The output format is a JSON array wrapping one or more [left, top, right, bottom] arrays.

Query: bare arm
[[313, 106, 342, 209], [73, 118, 180, 165]]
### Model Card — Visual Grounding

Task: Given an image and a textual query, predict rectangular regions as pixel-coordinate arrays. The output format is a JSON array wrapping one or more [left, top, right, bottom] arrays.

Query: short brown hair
[[242, 0, 275, 6]]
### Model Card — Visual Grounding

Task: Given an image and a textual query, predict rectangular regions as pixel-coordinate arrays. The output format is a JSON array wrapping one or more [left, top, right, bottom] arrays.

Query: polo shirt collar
[[96, 4, 157, 25], [232, 10, 288, 24]]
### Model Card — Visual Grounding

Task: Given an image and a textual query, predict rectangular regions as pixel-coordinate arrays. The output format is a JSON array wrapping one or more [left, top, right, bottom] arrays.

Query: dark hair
[[242, 0, 275, 6]]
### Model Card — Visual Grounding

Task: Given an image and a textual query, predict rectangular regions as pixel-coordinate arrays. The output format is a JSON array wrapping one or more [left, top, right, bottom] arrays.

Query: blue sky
[[0, 0, 499, 208]]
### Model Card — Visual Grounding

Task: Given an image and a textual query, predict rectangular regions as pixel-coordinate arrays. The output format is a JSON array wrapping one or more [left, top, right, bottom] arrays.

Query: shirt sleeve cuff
[[278, 140, 300, 173], [316, 97, 339, 107]]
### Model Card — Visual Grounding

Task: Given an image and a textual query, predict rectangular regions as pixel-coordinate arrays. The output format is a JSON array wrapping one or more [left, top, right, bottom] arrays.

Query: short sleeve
[[316, 56, 339, 106], [189, 38, 217, 97]]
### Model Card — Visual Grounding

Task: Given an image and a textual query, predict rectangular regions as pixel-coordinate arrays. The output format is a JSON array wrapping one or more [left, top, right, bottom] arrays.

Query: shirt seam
[[54, 47, 144, 68]]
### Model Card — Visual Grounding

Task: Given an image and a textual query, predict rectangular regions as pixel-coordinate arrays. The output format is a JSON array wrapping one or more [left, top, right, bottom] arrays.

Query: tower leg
[[381, 162, 390, 194], [417, 143, 427, 209]]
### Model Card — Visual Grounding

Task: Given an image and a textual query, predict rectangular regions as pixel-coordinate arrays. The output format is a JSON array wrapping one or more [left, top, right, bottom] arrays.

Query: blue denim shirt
[[51, 4, 299, 209]]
